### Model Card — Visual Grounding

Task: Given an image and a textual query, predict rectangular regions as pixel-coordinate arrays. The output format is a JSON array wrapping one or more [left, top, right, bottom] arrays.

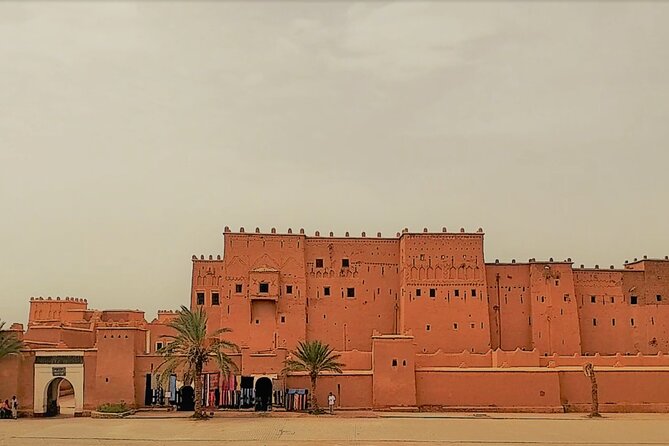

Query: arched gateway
[[34, 351, 84, 416]]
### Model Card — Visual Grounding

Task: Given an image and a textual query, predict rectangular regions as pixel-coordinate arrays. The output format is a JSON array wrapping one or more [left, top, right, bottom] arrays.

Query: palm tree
[[283, 340, 344, 412], [0, 320, 23, 361], [157, 306, 238, 418]]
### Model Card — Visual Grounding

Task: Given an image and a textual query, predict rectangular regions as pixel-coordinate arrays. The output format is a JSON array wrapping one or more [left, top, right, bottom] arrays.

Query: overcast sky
[[1, 1, 668, 325]]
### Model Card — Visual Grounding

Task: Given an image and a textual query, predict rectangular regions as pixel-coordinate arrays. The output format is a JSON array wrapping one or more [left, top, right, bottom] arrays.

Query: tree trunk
[[589, 368, 600, 417], [193, 362, 204, 418], [310, 374, 318, 412]]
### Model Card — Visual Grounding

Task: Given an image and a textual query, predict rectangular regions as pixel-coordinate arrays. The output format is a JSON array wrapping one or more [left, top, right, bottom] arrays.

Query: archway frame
[[33, 351, 84, 416]]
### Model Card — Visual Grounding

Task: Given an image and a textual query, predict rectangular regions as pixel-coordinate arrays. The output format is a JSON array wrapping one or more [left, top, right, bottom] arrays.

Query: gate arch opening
[[44, 377, 75, 417], [254, 377, 272, 411]]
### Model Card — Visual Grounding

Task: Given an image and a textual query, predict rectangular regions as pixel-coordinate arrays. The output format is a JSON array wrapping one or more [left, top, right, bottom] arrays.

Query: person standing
[[11, 396, 18, 419], [327, 392, 336, 415]]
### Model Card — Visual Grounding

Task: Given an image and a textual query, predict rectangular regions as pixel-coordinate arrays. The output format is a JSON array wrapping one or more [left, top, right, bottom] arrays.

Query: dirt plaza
[[1, 412, 669, 446]]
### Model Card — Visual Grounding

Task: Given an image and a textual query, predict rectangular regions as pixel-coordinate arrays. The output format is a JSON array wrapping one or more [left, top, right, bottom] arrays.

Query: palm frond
[[0, 321, 23, 361]]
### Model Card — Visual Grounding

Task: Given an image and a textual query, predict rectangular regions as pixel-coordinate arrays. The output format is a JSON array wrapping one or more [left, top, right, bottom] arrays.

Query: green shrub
[[97, 402, 130, 413]]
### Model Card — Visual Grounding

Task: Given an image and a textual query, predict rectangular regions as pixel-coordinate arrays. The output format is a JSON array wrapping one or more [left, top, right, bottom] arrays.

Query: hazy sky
[[2, 1, 669, 325]]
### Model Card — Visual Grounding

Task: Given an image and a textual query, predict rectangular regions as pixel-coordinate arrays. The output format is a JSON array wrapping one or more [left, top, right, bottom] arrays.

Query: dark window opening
[[429, 288, 436, 298], [631, 295, 638, 305], [631, 318, 635, 326], [454, 289, 460, 297], [611, 297, 615, 303], [415, 288, 422, 297], [259, 283, 269, 293], [255, 319, 259, 324], [612, 318, 616, 326], [196, 292, 205, 305], [156, 342, 163, 351], [657, 295, 663, 302], [471, 289, 477, 297], [402, 360, 407, 366], [324, 286, 331, 296], [426, 324, 431, 331], [315, 258, 323, 268], [453, 323, 458, 329], [286, 285, 293, 294], [235, 284, 243, 293], [593, 318, 597, 326], [280, 315, 286, 323], [392, 359, 398, 367], [342, 258, 350, 268], [555, 280, 559, 286], [212, 292, 220, 306], [346, 287, 355, 298], [591, 295, 596, 303]]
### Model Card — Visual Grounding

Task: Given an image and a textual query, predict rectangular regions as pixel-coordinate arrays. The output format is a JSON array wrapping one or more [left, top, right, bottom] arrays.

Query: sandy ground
[[1, 412, 669, 446]]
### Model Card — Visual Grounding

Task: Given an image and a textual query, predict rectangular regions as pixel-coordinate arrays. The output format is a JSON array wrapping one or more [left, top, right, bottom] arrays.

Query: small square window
[[471, 289, 477, 297], [280, 315, 286, 323], [196, 292, 205, 305], [255, 319, 259, 324], [211, 292, 220, 306], [453, 323, 458, 329], [324, 286, 331, 296], [429, 288, 436, 298], [426, 324, 431, 331], [657, 295, 663, 302], [342, 258, 350, 268], [555, 280, 559, 286], [259, 283, 269, 293], [315, 258, 324, 268], [392, 359, 398, 367], [235, 284, 243, 293], [156, 342, 163, 351], [346, 287, 355, 298], [286, 285, 293, 294], [631, 295, 638, 305], [591, 295, 596, 303], [415, 288, 422, 297], [454, 289, 460, 297]]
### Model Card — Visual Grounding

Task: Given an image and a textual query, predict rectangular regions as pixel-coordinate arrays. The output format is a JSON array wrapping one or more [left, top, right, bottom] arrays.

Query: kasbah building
[[2, 225, 669, 416]]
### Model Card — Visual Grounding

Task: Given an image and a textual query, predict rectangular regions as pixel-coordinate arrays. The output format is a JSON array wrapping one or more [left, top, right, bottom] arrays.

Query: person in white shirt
[[327, 392, 336, 414]]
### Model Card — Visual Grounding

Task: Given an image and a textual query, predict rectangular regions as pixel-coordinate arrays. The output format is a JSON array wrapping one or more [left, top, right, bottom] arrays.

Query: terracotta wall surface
[[558, 370, 669, 412], [415, 370, 563, 410], [286, 373, 373, 409]]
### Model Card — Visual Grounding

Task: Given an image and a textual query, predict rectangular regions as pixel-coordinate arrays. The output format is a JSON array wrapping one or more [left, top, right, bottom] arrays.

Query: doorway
[[254, 377, 272, 411], [177, 385, 195, 411], [45, 378, 75, 417]]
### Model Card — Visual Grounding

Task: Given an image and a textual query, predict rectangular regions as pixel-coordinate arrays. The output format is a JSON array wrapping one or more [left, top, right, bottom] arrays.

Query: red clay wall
[[415, 370, 562, 411], [286, 373, 373, 409], [486, 264, 532, 351], [399, 232, 491, 354], [559, 369, 669, 412]]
